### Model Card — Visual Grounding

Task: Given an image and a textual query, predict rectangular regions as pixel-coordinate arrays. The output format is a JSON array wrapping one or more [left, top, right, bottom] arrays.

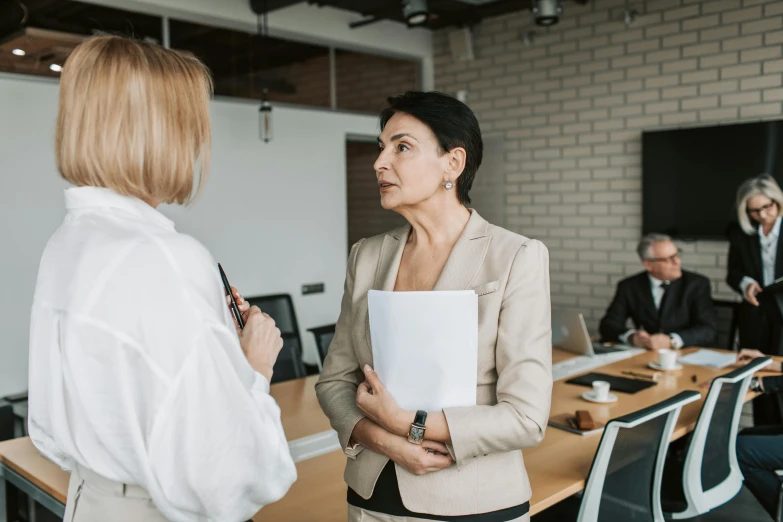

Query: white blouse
[[28, 187, 296, 522], [740, 216, 781, 298], [759, 217, 781, 287]]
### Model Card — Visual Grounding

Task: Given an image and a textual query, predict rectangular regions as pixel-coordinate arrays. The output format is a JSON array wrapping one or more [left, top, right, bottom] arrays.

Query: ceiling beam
[[249, 0, 304, 14]]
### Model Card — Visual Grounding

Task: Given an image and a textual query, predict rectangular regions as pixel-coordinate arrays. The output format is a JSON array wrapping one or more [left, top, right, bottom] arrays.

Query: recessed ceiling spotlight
[[532, 0, 562, 26], [50, 64, 62, 72], [403, 0, 429, 27], [12, 48, 26, 56]]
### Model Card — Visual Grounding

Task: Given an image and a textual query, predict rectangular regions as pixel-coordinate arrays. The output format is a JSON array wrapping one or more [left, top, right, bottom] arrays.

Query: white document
[[368, 290, 478, 412], [678, 349, 737, 369]]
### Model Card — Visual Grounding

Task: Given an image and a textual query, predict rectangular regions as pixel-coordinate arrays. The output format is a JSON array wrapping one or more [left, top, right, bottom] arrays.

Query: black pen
[[218, 263, 244, 329]]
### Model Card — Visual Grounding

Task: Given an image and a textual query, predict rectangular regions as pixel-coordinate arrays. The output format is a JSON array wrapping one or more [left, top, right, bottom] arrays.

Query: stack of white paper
[[678, 349, 737, 369], [368, 290, 478, 412]]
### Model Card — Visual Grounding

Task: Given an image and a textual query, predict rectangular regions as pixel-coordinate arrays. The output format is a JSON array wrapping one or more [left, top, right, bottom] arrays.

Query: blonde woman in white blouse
[[727, 174, 783, 425], [28, 36, 296, 521]]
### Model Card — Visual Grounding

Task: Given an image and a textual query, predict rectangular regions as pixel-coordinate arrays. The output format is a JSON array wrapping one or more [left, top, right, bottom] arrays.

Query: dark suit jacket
[[726, 223, 783, 352], [761, 375, 783, 394], [599, 270, 717, 347], [727, 222, 783, 293]]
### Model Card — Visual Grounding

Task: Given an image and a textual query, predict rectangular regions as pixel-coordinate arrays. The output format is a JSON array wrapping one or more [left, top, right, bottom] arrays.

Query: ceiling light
[[623, 0, 639, 26], [403, 0, 429, 27], [258, 89, 273, 144], [11, 48, 26, 56], [532, 0, 562, 26], [49, 64, 62, 72], [623, 9, 638, 26]]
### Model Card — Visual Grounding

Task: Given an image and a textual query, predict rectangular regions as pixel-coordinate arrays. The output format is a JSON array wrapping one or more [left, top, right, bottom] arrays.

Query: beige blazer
[[315, 210, 552, 517]]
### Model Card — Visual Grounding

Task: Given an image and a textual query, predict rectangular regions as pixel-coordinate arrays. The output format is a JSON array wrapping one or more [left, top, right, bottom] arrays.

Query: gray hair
[[736, 174, 783, 235], [637, 233, 672, 260]]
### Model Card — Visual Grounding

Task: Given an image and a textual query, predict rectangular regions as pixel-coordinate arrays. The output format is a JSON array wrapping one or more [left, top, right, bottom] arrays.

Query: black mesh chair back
[[700, 379, 744, 491], [247, 294, 299, 336], [665, 356, 772, 519], [0, 399, 14, 441], [713, 299, 740, 351], [2, 391, 27, 438], [308, 324, 336, 366], [576, 391, 701, 522], [245, 294, 306, 383]]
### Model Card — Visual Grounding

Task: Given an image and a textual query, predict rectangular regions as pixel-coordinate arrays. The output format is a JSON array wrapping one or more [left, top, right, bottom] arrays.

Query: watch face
[[408, 425, 425, 444]]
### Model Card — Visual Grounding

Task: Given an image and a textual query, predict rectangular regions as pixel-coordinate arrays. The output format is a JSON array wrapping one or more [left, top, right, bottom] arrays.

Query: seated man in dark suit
[[599, 233, 717, 350]]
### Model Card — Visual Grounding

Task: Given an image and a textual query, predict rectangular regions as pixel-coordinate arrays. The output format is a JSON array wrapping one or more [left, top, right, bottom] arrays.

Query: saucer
[[581, 391, 618, 404], [648, 361, 683, 371]]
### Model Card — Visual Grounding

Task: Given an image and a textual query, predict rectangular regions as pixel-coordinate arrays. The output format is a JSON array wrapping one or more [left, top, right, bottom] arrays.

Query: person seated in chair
[[735, 349, 783, 520], [599, 233, 717, 350]]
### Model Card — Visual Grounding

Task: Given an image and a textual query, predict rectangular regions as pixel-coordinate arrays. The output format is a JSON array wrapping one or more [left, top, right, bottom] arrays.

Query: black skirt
[[347, 461, 530, 521]]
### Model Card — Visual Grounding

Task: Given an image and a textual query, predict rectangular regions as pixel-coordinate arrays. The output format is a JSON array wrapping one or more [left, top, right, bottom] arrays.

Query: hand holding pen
[[218, 263, 284, 382], [226, 285, 251, 333]]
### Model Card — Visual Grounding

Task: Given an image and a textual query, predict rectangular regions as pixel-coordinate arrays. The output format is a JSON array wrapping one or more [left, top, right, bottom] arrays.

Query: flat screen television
[[642, 120, 783, 240]]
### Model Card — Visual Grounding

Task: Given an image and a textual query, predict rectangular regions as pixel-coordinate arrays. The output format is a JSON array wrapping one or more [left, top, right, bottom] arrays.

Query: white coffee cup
[[592, 380, 611, 401], [658, 349, 678, 370]]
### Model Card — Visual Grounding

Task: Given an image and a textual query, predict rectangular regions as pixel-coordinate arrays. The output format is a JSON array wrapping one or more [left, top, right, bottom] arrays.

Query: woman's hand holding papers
[[354, 365, 454, 475], [351, 418, 454, 476], [356, 365, 408, 436]]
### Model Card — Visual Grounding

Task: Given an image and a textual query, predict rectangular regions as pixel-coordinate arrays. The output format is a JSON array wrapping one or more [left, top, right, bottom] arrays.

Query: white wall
[[0, 73, 379, 397], [81, 0, 435, 90]]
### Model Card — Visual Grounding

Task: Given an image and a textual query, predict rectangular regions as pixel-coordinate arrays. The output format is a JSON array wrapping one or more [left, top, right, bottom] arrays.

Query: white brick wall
[[433, 0, 783, 331]]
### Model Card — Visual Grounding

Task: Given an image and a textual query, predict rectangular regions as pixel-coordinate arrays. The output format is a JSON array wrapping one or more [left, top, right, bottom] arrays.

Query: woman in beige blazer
[[316, 91, 552, 522]]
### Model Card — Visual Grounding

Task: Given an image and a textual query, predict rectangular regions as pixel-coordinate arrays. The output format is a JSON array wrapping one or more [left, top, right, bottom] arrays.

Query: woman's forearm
[[350, 418, 397, 457], [393, 411, 453, 444]]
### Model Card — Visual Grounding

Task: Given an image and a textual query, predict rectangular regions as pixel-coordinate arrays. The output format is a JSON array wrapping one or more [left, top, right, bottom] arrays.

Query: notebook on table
[[565, 372, 657, 394]]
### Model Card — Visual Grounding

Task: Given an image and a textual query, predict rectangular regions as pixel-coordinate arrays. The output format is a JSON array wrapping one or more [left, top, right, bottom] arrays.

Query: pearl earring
[[444, 180, 454, 190]]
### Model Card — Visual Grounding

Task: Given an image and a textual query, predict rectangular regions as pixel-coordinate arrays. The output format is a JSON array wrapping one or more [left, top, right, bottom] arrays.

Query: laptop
[[552, 310, 628, 356]]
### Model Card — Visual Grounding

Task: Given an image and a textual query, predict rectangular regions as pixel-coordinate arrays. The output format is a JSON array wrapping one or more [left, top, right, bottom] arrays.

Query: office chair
[[537, 391, 700, 522], [2, 391, 27, 438], [663, 357, 772, 519], [245, 294, 307, 383], [0, 399, 14, 441], [576, 391, 701, 522], [775, 470, 783, 522], [712, 299, 740, 351], [307, 324, 336, 367]]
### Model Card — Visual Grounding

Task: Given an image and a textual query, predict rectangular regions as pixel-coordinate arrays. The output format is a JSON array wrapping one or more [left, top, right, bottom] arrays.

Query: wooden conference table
[[0, 347, 776, 522]]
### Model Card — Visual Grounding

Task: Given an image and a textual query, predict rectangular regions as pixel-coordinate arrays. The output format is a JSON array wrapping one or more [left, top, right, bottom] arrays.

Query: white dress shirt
[[28, 187, 296, 522], [620, 275, 684, 348], [740, 216, 782, 298]]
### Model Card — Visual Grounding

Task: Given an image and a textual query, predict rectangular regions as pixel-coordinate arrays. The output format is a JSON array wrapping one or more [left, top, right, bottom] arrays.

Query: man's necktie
[[658, 281, 671, 318]]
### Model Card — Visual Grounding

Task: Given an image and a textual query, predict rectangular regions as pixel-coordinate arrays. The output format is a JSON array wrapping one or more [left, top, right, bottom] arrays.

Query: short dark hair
[[379, 91, 483, 206]]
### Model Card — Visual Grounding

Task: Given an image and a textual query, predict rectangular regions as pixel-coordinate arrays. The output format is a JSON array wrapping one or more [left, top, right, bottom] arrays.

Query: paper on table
[[678, 349, 737, 369], [368, 290, 478, 412]]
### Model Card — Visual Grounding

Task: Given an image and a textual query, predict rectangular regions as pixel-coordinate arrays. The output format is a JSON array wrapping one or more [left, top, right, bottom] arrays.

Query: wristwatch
[[407, 410, 427, 445], [750, 377, 764, 393]]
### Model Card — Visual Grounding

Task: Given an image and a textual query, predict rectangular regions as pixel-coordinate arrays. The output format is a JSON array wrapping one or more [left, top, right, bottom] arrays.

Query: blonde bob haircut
[[735, 174, 783, 235], [56, 35, 213, 205]]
